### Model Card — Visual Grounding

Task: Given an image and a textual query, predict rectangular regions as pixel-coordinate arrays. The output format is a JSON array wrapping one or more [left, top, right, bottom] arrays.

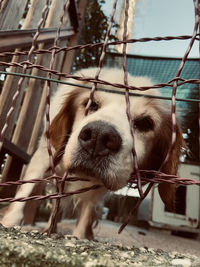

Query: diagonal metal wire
[[160, 0, 200, 172]]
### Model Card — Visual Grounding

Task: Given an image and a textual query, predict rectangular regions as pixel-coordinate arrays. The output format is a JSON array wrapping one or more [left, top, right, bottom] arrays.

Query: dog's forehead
[[72, 69, 159, 109], [76, 88, 155, 110], [71, 88, 162, 125], [75, 87, 151, 104]]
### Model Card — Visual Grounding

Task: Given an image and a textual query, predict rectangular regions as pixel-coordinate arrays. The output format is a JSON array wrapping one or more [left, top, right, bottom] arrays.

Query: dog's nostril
[[79, 128, 92, 142], [78, 121, 122, 157], [102, 134, 121, 152], [102, 134, 110, 148]]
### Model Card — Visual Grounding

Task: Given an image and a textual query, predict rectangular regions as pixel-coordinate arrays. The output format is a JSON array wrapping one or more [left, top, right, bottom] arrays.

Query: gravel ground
[[90, 220, 200, 257], [0, 219, 196, 266], [0, 223, 200, 267]]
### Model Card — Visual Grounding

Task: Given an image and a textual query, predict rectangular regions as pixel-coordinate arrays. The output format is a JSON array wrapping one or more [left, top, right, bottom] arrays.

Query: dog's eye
[[83, 99, 99, 112], [134, 116, 154, 132]]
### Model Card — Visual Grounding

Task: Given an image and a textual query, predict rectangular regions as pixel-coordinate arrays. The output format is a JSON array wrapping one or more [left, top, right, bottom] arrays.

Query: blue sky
[[103, 0, 198, 58]]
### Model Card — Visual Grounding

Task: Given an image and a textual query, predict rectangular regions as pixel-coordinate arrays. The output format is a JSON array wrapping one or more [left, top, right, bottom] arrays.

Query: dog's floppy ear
[[48, 89, 82, 163], [157, 115, 185, 211]]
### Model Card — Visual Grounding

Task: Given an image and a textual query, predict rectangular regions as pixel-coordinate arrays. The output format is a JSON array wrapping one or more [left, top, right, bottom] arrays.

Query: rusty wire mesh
[[0, 0, 200, 234]]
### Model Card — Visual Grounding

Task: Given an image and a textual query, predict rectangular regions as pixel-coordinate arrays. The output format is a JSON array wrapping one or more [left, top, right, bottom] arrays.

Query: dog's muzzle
[[78, 120, 122, 157], [68, 120, 122, 189]]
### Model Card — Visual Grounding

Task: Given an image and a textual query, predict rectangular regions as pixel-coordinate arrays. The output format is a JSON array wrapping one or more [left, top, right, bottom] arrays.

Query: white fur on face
[[61, 70, 164, 191]]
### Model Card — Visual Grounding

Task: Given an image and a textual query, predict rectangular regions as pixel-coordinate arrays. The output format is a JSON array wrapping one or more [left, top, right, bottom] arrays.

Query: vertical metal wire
[[118, 0, 154, 233], [0, 0, 50, 153], [122, 0, 143, 198], [85, 0, 118, 115], [45, 0, 70, 175], [160, 0, 200, 171], [45, 0, 70, 235]]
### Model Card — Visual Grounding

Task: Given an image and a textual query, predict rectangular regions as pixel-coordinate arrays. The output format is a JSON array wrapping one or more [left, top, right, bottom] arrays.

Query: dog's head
[[49, 68, 184, 210]]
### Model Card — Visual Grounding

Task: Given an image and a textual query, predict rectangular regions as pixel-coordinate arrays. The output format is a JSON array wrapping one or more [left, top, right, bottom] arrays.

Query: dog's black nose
[[78, 121, 122, 157]]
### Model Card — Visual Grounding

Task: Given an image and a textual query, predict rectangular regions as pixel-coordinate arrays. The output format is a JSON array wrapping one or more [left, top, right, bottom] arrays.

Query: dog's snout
[[78, 121, 122, 157]]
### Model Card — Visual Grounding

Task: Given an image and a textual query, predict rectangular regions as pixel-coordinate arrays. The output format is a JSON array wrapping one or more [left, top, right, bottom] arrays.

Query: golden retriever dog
[[1, 68, 183, 239]]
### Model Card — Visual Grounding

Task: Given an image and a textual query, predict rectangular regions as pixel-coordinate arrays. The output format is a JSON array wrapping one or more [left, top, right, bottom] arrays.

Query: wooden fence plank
[[26, 39, 67, 157], [0, 0, 48, 139], [0, 0, 49, 188], [0, 53, 29, 139], [2, 138, 31, 164], [10, 0, 70, 153], [0, 28, 74, 51], [0, 0, 27, 30], [17, 0, 73, 223], [23, 0, 48, 29], [15, 0, 71, 155], [45, 0, 69, 28], [10, 45, 52, 150]]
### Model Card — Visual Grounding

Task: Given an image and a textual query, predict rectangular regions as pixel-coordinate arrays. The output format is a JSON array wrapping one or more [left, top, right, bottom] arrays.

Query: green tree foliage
[[72, 0, 118, 71]]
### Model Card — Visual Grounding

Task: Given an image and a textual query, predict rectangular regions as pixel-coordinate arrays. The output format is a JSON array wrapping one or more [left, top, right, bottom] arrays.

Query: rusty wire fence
[[0, 0, 200, 234]]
